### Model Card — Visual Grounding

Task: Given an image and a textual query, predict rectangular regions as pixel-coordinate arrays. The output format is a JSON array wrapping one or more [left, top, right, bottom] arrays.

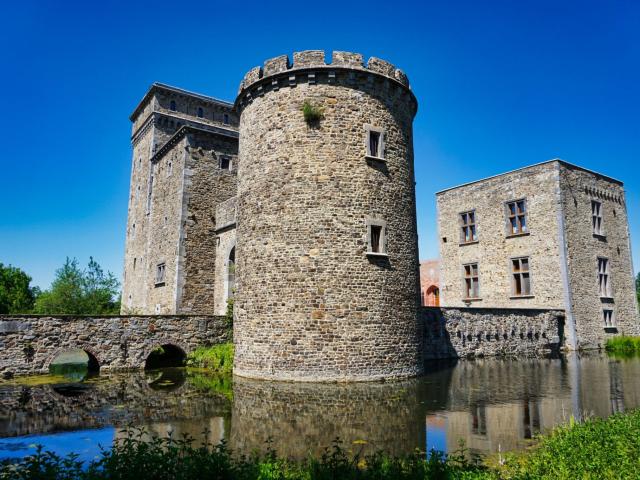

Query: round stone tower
[[233, 50, 421, 381]]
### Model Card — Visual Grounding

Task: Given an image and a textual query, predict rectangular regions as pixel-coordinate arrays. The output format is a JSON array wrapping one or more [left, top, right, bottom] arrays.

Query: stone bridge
[[0, 315, 229, 378]]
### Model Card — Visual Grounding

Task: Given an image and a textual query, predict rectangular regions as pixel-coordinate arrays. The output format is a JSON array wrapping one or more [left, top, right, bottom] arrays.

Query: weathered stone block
[[293, 50, 326, 68]]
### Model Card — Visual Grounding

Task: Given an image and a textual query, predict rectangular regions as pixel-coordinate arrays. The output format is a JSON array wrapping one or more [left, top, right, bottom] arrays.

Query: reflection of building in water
[[424, 353, 640, 456], [114, 417, 227, 447], [230, 376, 432, 459]]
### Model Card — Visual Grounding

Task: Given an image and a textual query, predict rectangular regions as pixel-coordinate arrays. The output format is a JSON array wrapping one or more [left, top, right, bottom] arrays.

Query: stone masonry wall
[[233, 51, 422, 381], [213, 197, 237, 314], [559, 163, 640, 348], [123, 83, 239, 315], [422, 307, 564, 359], [437, 161, 565, 310], [0, 315, 229, 377], [178, 131, 238, 313]]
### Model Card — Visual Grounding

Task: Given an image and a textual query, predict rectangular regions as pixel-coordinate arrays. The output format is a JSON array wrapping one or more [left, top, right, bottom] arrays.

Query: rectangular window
[[370, 225, 382, 252], [506, 199, 528, 235], [511, 256, 531, 296], [603, 309, 615, 328], [167, 161, 173, 177], [592, 200, 603, 235], [220, 156, 231, 170], [365, 127, 385, 159], [366, 219, 387, 255], [223, 113, 229, 125], [369, 131, 380, 157], [460, 211, 478, 243], [598, 257, 611, 297], [155, 262, 166, 286], [464, 263, 480, 299]]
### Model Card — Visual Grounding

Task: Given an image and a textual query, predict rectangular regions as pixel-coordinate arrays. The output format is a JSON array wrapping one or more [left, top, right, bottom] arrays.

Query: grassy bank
[[186, 343, 234, 374], [606, 336, 640, 357], [3, 410, 640, 479]]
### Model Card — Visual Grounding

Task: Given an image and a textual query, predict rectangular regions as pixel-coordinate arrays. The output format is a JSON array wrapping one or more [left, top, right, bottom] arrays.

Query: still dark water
[[1, 352, 639, 464]]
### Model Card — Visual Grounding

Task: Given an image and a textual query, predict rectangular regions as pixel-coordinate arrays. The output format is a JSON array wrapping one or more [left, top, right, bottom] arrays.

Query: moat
[[1, 353, 639, 464]]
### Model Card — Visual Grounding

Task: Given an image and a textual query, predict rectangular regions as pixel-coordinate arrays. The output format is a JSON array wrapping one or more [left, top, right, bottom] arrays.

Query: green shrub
[[301, 101, 323, 124], [186, 343, 234, 374], [498, 410, 640, 479], [605, 336, 640, 357]]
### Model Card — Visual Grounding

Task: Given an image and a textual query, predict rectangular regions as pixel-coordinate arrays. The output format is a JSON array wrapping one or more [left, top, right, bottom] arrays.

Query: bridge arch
[[141, 339, 188, 370], [45, 346, 101, 374]]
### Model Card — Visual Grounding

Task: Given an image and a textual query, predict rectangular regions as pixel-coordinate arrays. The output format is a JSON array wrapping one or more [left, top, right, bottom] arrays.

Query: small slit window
[[220, 156, 231, 171], [506, 199, 528, 235], [170, 100, 176, 111], [366, 219, 387, 255], [460, 210, 478, 243], [463, 263, 480, 299], [511, 256, 531, 296], [155, 262, 166, 286], [592, 200, 603, 235], [167, 161, 173, 177]]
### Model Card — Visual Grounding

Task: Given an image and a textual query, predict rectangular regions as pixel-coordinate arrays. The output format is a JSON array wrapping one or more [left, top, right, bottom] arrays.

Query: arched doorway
[[144, 344, 186, 370], [426, 286, 440, 307]]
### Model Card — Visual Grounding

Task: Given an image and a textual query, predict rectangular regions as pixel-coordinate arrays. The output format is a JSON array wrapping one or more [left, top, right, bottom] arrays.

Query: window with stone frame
[[603, 309, 615, 328], [463, 263, 480, 299], [592, 200, 604, 236], [219, 156, 231, 171], [597, 257, 612, 298], [366, 219, 387, 255], [506, 199, 528, 235], [197, 107, 204, 118], [170, 100, 176, 111], [365, 126, 385, 159], [511, 256, 531, 296], [223, 113, 230, 125], [460, 210, 478, 243], [155, 262, 166, 286]]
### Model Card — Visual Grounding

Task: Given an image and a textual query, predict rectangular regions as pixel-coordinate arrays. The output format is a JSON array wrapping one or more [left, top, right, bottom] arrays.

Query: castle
[[122, 50, 639, 381]]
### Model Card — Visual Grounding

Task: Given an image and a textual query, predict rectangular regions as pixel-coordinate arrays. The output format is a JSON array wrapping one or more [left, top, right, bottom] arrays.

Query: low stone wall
[[422, 307, 564, 360], [0, 315, 229, 378]]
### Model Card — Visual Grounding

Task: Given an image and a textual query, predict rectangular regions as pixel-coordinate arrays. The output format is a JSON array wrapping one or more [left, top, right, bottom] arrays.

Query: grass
[[3, 410, 640, 479], [301, 101, 323, 124], [605, 336, 640, 358], [495, 409, 640, 479], [186, 343, 234, 374]]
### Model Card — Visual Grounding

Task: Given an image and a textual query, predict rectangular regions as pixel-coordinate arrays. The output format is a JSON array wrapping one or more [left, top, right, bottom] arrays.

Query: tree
[[0, 263, 38, 313], [34, 257, 120, 315]]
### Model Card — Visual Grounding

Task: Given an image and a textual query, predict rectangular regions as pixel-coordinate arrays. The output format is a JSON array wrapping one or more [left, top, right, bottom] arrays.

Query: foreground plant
[[1, 429, 487, 480], [3, 411, 640, 479]]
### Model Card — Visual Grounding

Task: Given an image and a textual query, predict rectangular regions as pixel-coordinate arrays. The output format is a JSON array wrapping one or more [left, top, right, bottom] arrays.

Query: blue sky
[[1, 0, 638, 289]]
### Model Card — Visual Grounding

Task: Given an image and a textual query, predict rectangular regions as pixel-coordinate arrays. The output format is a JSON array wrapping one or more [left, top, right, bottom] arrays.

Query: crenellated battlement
[[236, 50, 413, 108]]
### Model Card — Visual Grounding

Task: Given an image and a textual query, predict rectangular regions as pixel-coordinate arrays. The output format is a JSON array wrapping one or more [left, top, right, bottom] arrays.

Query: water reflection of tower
[[230, 377, 427, 459]]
